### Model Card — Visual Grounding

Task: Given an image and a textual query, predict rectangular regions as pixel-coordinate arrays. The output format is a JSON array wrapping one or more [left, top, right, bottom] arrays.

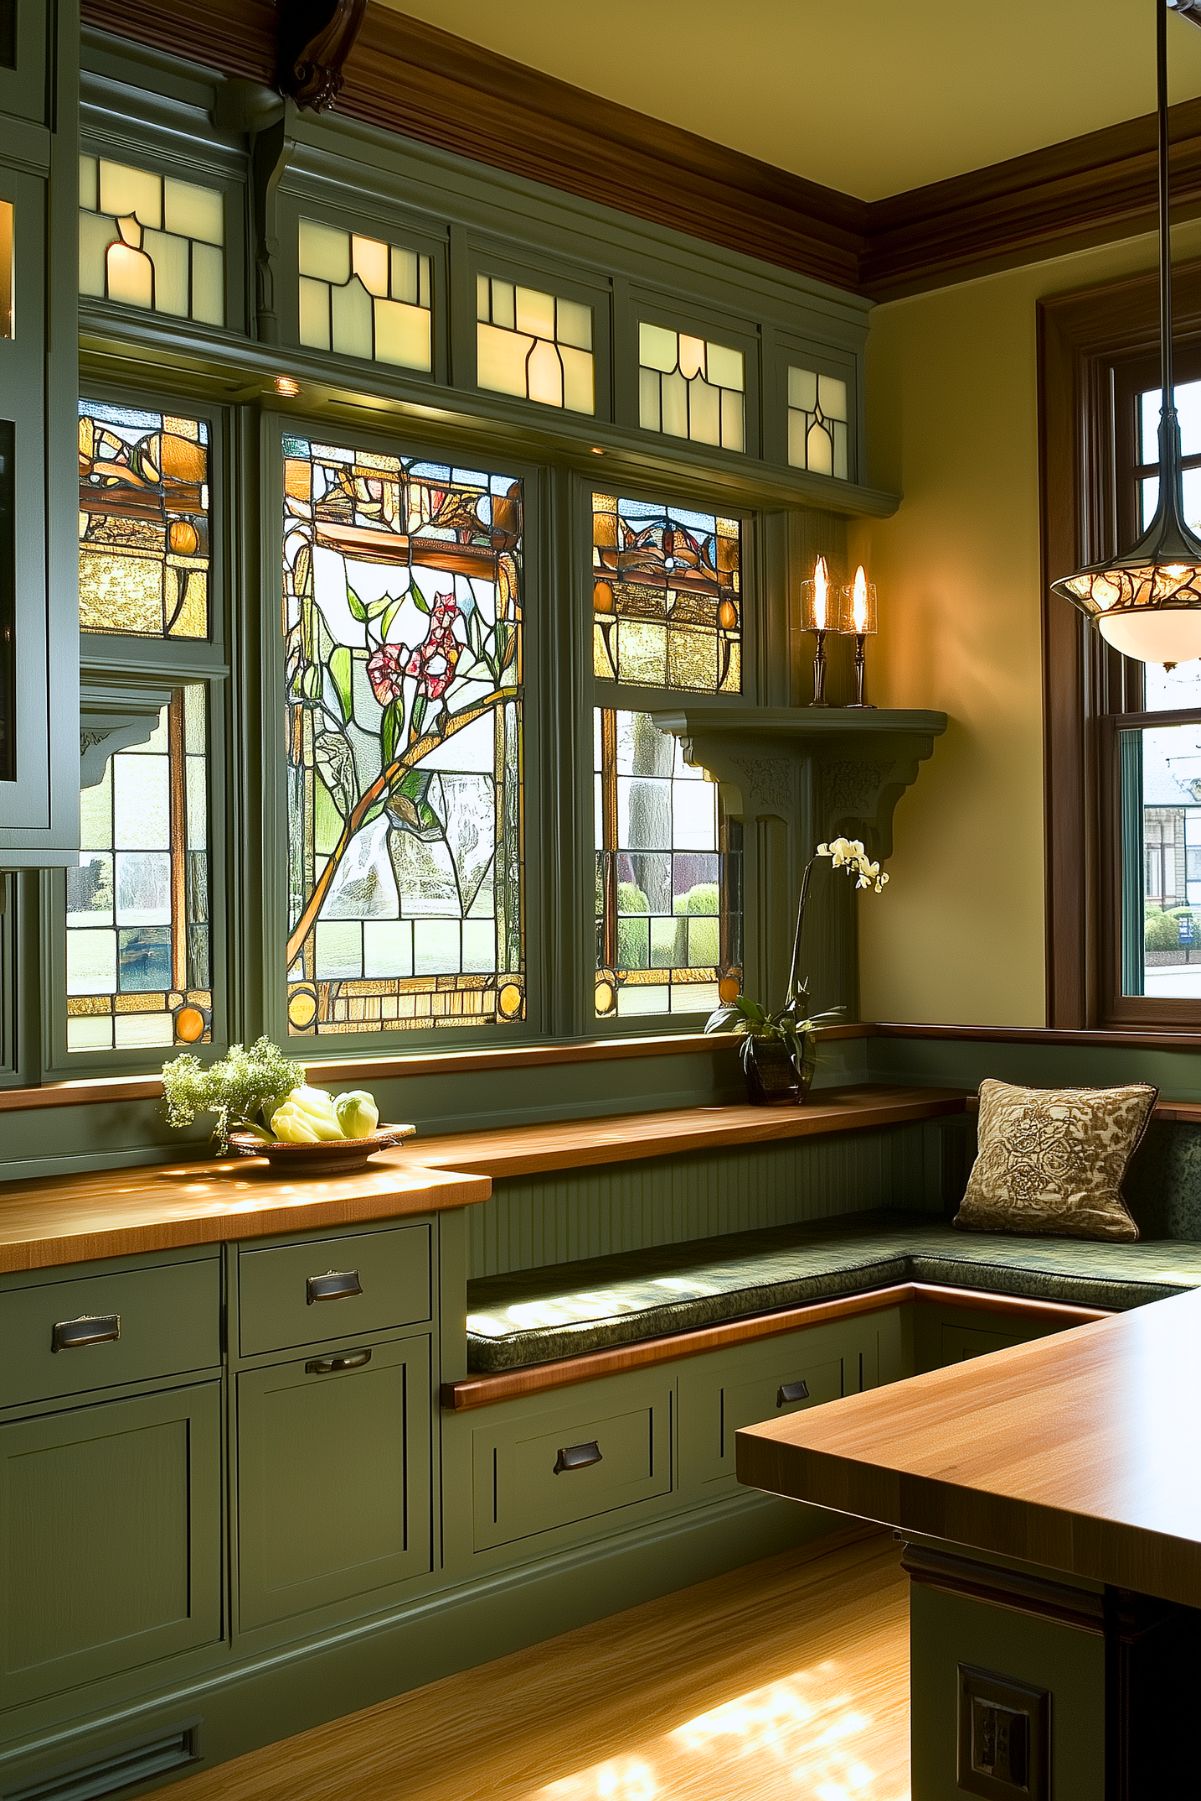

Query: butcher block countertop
[[0, 1153, 491, 1274], [737, 1286, 1201, 1610]]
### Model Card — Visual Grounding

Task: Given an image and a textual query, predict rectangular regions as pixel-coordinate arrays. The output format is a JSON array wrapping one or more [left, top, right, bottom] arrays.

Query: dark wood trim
[[901, 1541, 1106, 1634], [442, 1284, 1110, 1412], [78, 0, 1201, 301], [876, 1019, 1201, 1054], [277, 0, 368, 113]]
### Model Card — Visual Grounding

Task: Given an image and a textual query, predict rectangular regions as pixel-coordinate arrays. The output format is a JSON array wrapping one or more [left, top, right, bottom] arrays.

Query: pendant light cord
[[1159, 0, 1174, 414]]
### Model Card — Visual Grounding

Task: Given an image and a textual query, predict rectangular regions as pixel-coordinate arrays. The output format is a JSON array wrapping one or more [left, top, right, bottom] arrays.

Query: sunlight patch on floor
[[539, 1659, 906, 1801]]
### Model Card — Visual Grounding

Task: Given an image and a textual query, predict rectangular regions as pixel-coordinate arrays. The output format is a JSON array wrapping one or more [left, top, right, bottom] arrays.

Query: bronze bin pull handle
[[776, 1379, 810, 1407], [305, 1349, 373, 1376], [52, 1314, 121, 1353], [306, 1270, 363, 1305], [553, 1440, 603, 1475]]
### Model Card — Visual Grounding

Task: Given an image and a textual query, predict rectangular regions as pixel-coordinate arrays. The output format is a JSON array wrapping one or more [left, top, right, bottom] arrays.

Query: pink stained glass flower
[[367, 643, 409, 703]]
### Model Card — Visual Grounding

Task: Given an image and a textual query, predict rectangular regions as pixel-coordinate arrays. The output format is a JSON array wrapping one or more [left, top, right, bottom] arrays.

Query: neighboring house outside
[[1143, 728, 1201, 914]]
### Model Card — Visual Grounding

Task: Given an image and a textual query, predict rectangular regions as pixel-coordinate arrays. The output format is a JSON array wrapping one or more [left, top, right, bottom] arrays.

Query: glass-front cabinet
[[0, 0, 80, 866]]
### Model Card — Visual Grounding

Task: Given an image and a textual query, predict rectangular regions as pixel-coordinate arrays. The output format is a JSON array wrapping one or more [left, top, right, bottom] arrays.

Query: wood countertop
[[411, 1085, 969, 1179], [0, 1085, 965, 1273], [0, 1154, 491, 1274], [736, 1287, 1201, 1610]]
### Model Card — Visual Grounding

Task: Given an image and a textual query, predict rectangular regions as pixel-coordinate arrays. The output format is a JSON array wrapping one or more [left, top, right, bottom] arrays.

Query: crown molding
[[80, 0, 1201, 302]]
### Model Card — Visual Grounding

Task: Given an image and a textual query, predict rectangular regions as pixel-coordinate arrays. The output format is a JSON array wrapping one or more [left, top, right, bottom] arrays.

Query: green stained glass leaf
[[328, 647, 353, 724]]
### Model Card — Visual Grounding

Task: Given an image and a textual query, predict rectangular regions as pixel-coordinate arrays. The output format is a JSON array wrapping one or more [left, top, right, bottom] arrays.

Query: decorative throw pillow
[[954, 1079, 1157, 1242]]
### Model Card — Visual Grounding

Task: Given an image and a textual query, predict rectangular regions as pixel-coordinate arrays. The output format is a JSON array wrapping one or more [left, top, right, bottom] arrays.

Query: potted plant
[[706, 836, 890, 1105]]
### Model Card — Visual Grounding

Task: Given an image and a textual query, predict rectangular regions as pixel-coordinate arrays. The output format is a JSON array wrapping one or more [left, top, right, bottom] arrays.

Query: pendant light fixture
[[1052, 0, 1201, 666]]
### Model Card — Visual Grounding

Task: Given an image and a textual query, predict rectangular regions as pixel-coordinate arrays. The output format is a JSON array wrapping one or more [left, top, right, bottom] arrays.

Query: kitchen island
[[737, 1287, 1201, 1800]]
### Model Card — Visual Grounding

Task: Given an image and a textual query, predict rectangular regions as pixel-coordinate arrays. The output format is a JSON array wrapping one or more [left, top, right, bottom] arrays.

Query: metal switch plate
[[957, 1665, 1049, 1799]]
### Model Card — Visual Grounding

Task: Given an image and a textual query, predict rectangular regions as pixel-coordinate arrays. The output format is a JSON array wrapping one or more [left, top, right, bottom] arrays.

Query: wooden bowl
[[226, 1123, 417, 1174]]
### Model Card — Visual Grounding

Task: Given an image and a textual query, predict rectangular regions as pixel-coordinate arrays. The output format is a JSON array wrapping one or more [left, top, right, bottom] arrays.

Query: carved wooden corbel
[[276, 0, 368, 113]]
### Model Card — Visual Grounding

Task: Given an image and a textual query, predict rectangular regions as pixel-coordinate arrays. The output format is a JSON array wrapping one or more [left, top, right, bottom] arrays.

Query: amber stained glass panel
[[787, 367, 849, 479], [595, 709, 741, 1018], [66, 690, 212, 1053], [79, 155, 225, 326], [639, 324, 744, 451], [283, 437, 524, 1035], [298, 219, 432, 372], [78, 399, 211, 638], [593, 492, 741, 694]]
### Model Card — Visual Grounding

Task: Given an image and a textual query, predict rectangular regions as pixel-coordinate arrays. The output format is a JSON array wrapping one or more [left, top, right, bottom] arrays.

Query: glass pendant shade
[[1052, 0, 1201, 666]]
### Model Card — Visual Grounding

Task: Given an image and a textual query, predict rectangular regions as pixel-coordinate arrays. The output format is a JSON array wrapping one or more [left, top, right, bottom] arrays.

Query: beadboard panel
[[468, 1120, 955, 1277]]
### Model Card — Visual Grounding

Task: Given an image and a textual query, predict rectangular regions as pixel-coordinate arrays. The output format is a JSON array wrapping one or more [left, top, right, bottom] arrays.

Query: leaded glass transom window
[[78, 400, 211, 639], [476, 276, 594, 414], [787, 367, 849, 479], [593, 492, 741, 693], [298, 219, 432, 372], [638, 324, 744, 452], [283, 436, 524, 1036], [594, 709, 740, 1018], [67, 690, 211, 1053], [79, 156, 225, 326]]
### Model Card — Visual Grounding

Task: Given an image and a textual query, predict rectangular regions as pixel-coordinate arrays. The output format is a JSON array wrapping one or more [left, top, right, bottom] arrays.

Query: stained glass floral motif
[[595, 709, 740, 1018], [298, 219, 432, 372], [283, 437, 524, 1035], [78, 400, 211, 638], [475, 276, 594, 413], [639, 324, 744, 451], [593, 492, 741, 693], [66, 690, 212, 1053], [787, 367, 849, 479], [79, 155, 225, 326]]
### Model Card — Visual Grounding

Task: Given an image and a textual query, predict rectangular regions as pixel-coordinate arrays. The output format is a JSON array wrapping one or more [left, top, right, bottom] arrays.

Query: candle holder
[[800, 557, 832, 707], [837, 567, 878, 709]]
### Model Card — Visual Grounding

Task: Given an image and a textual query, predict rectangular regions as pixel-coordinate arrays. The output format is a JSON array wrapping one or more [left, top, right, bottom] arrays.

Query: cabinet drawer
[[472, 1380, 672, 1551], [237, 1224, 431, 1358], [680, 1326, 857, 1487], [0, 1259, 220, 1412], [237, 1335, 432, 1631]]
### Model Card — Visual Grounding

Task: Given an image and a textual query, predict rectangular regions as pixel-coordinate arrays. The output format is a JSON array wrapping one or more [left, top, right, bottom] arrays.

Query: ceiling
[[379, 0, 1201, 201]]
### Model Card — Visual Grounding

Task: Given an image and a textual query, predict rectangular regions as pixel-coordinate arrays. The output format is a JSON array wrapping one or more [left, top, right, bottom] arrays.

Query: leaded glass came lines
[[78, 400, 211, 638], [476, 276, 594, 413], [594, 709, 741, 1018], [283, 437, 525, 1035], [593, 492, 741, 693], [79, 155, 225, 326], [298, 219, 432, 372], [787, 367, 849, 479], [638, 324, 744, 451], [66, 690, 212, 1052]]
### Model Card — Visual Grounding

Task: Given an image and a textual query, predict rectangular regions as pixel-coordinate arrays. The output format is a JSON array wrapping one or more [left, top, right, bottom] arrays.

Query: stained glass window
[[78, 399, 211, 639], [79, 155, 225, 326], [476, 276, 594, 413], [639, 324, 744, 452], [787, 367, 849, 479], [66, 690, 212, 1053], [298, 219, 432, 372], [593, 492, 741, 693], [283, 437, 524, 1035], [595, 709, 740, 1018], [0, 200, 12, 338]]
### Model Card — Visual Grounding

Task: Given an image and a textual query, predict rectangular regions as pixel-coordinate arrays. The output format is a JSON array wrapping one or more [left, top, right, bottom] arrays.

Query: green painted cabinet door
[[236, 1335, 432, 1633], [0, 1382, 223, 1709]]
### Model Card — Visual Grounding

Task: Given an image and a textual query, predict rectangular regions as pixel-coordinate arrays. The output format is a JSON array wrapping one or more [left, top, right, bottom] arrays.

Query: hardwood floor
[[154, 1532, 909, 1801]]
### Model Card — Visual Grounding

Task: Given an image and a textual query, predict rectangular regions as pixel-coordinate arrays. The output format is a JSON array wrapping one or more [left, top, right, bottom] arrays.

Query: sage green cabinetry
[[914, 1304, 1071, 1374], [236, 1334, 432, 1631], [0, 1383, 223, 1709], [0, 0, 79, 865], [237, 1223, 431, 1358]]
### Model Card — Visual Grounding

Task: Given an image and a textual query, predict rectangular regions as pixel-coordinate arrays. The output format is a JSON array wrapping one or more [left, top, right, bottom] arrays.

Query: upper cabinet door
[[0, 0, 80, 867]]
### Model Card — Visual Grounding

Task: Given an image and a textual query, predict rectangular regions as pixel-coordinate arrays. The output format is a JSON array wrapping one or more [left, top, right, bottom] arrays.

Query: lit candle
[[851, 564, 868, 635], [813, 556, 828, 632]]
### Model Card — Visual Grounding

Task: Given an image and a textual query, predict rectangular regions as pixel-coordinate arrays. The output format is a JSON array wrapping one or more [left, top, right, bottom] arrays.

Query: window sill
[[0, 1024, 874, 1112]]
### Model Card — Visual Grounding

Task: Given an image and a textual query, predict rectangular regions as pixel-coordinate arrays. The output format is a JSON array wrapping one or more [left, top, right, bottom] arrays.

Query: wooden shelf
[[651, 706, 947, 857], [411, 1085, 969, 1180]]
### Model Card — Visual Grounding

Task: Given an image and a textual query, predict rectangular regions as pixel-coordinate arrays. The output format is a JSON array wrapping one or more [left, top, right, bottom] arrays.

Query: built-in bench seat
[[465, 1208, 1201, 1374]]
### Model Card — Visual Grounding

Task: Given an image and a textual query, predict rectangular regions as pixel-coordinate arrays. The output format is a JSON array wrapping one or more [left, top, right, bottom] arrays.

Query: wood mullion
[[600, 705, 618, 971], [167, 687, 188, 992]]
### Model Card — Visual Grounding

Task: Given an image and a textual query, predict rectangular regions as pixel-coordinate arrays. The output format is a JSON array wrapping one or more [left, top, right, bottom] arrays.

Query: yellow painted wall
[[854, 223, 1201, 1026]]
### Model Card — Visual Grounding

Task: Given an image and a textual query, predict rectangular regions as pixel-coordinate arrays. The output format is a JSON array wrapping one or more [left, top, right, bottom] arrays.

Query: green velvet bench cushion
[[465, 1210, 1201, 1374]]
